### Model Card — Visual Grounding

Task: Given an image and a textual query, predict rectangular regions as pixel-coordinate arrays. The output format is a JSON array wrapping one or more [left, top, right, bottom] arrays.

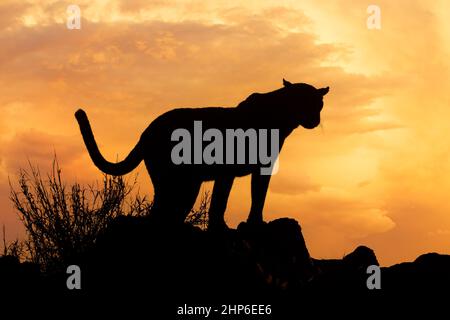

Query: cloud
[[117, 0, 169, 13], [1, 130, 84, 174], [301, 189, 395, 238], [269, 172, 320, 195], [0, 7, 394, 165], [0, 0, 28, 30]]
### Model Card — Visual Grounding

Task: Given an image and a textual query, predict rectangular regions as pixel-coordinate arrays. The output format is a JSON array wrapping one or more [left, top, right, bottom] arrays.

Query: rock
[[310, 245, 379, 292], [343, 245, 379, 270], [82, 217, 314, 300], [382, 252, 450, 291], [237, 218, 314, 289], [3, 214, 450, 311]]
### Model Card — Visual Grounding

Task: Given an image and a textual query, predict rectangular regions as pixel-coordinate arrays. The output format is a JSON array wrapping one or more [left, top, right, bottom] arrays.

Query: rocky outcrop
[[1, 216, 450, 309]]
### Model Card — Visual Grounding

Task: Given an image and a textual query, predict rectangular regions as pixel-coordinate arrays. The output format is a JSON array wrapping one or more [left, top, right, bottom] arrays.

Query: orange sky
[[1, 0, 450, 266]]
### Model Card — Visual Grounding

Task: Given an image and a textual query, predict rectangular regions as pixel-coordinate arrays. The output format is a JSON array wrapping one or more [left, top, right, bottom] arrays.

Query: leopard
[[75, 79, 329, 230]]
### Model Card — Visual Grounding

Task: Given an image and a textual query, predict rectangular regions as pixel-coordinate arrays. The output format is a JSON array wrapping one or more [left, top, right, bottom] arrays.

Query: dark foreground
[[1, 217, 449, 316]]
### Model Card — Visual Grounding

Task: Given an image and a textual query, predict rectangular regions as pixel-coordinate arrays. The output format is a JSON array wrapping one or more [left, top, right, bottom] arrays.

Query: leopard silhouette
[[75, 79, 329, 230]]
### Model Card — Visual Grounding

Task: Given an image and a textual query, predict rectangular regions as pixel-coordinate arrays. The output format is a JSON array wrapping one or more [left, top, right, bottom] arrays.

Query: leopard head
[[281, 79, 329, 129]]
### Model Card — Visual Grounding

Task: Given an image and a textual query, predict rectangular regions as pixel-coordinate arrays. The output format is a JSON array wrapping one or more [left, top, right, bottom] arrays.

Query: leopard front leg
[[208, 177, 234, 231], [247, 172, 271, 224]]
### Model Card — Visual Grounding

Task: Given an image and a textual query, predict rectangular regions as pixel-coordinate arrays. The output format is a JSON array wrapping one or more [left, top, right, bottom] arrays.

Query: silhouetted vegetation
[[185, 191, 210, 230], [6, 158, 212, 272], [2, 224, 24, 260], [9, 159, 152, 271]]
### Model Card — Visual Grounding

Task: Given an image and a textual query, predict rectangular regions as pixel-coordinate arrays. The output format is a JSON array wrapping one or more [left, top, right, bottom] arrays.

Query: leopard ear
[[283, 78, 293, 87], [318, 86, 330, 96]]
